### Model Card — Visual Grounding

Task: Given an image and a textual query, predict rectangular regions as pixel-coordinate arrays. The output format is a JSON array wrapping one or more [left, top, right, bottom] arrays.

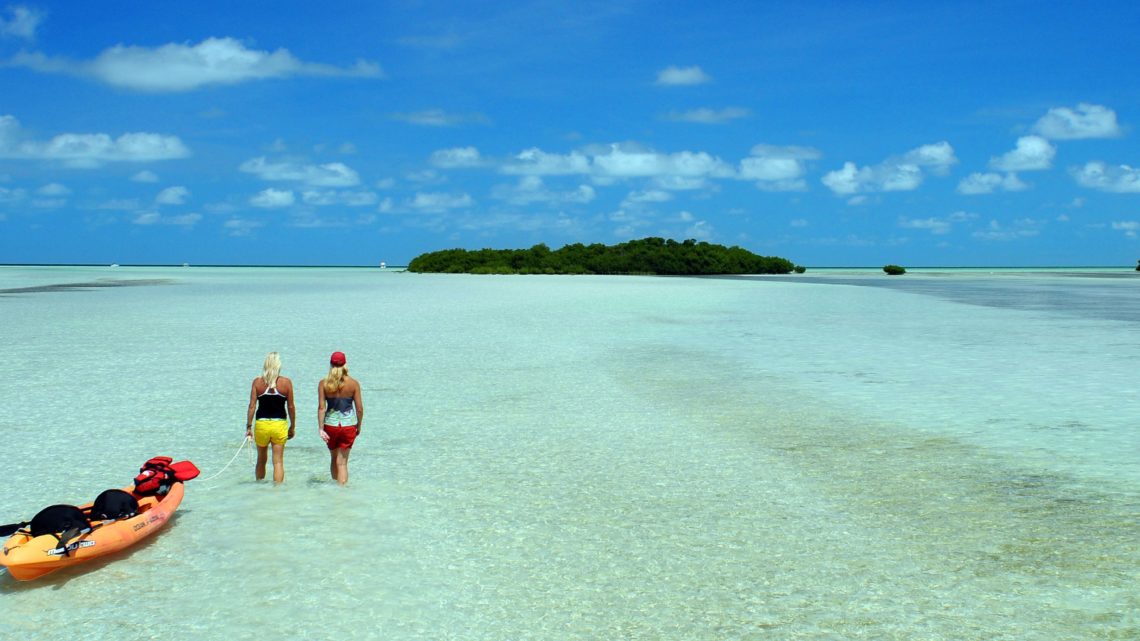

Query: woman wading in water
[[246, 352, 296, 483], [318, 351, 363, 485]]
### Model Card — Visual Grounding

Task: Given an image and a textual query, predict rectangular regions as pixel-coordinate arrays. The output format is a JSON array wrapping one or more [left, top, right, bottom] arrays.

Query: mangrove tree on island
[[407, 238, 797, 275]]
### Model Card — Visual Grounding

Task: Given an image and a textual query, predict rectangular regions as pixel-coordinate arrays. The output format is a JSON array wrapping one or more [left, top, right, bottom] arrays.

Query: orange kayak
[[1, 482, 185, 581]]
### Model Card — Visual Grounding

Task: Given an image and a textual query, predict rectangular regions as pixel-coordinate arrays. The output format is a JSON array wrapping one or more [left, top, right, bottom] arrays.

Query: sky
[[1, 1, 1138, 267]]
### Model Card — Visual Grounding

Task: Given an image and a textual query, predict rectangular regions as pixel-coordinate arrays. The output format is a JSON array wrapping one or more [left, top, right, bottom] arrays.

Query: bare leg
[[255, 445, 268, 481], [334, 448, 351, 486], [329, 449, 338, 481], [271, 442, 285, 484]]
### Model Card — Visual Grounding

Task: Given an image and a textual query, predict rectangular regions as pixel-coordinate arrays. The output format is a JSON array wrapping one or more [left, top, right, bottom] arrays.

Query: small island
[[408, 237, 798, 275]]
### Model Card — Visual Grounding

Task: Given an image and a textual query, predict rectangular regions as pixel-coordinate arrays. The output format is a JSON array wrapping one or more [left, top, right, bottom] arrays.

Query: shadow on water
[[724, 273, 1140, 323], [0, 279, 174, 296]]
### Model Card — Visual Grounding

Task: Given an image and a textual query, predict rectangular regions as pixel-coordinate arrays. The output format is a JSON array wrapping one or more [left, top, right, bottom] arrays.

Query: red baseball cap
[[330, 351, 346, 366]]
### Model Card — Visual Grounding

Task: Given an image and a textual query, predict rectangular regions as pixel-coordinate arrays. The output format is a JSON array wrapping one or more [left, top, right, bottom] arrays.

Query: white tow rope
[[198, 435, 252, 485]]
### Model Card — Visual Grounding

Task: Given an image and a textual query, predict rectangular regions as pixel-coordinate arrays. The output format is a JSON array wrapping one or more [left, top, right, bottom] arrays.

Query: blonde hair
[[324, 365, 347, 394], [261, 352, 281, 388]]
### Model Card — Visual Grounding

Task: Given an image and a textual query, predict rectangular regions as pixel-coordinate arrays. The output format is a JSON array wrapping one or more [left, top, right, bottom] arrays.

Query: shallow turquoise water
[[0, 267, 1136, 640]]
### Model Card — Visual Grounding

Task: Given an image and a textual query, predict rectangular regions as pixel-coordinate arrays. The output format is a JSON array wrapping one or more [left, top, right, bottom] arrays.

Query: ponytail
[[261, 352, 281, 388], [323, 365, 347, 394]]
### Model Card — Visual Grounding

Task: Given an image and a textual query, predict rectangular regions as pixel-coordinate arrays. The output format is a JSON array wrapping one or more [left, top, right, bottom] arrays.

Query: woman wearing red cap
[[318, 351, 363, 485]]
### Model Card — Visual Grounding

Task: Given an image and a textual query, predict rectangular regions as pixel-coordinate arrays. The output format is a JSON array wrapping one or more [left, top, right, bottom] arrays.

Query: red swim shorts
[[324, 425, 359, 450]]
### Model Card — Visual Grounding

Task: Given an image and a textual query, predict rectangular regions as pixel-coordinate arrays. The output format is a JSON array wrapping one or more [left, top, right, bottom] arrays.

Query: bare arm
[[246, 379, 258, 437], [317, 380, 329, 443], [354, 381, 364, 432], [283, 377, 296, 438]]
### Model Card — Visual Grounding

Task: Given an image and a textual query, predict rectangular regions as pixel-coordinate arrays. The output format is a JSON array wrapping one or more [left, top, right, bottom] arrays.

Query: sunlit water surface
[[0, 266, 1136, 640]]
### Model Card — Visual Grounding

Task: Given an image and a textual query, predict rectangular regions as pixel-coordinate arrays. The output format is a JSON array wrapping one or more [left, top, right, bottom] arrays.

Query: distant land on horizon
[[2, 262, 1138, 271]]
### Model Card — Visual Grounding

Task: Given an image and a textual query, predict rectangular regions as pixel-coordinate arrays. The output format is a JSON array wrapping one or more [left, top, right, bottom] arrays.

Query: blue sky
[[1, 1, 1138, 267]]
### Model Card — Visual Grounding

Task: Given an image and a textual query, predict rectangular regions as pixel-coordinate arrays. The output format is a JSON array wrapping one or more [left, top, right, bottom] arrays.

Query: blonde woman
[[245, 352, 296, 483], [318, 351, 363, 486]]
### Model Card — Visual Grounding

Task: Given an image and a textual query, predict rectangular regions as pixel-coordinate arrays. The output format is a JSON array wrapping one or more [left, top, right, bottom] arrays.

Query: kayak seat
[[29, 504, 91, 538], [90, 489, 140, 520]]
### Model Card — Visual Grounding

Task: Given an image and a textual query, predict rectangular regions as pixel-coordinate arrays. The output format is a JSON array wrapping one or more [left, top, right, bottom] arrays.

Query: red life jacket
[[133, 456, 200, 496]]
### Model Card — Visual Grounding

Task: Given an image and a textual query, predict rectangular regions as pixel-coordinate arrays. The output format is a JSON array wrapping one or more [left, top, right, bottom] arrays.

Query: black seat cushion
[[91, 489, 139, 520], [29, 504, 91, 537]]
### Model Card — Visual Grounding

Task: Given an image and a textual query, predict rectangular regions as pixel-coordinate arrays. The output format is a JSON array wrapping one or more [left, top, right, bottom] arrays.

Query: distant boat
[[110, 263, 119, 268], [182, 263, 190, 267], [380, 262, 387, 269]]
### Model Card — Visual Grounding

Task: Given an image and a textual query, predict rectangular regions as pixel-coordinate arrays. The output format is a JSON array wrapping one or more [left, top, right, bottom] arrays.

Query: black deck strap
[[54, 525, 90, 557]]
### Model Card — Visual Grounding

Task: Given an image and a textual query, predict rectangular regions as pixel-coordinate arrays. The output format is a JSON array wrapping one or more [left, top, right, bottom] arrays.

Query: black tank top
[[256, 386, 288, 420]]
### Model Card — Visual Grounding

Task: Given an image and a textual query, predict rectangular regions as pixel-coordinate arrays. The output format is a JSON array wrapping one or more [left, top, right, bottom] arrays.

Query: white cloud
[[493, 176, 595, 206], [655, 65, 711, 86], [404, 169, 444, 184], [131, 170, 159, 183], [0, 5, 42, 39], [96, 198, 140, 210], [300, 189, 379, 207], [133, 211, 201, 226], [1112, 221, 1140, 238], [1033, 103, 1122, 140], [751, 144, 822, 161], [1070, 161, 1140, 193], [430, 146, 482, 168], [989, 135, 1055, 171], [39, 133, 188, 166], [286, 210, 377, 229], [622, 189, 672, 205], [662, 107, 749, 124], [391, 109, 489, 127], [0, 185, 26, 202], [409, 192, 473, 213], [9, 37, 382, 92], [898, 216, 951, 234], [502, 148, 592, 175], [250, 188, 295, 208], [223, 218, 263, 236], [902, 141, 958, 175], [156, 185, 189, 205], [169, 213, 202, 225], [593, 145, 734, 179], [957, 172, 1028, 194], [651, 176, 710, 191], [240, 157, 360, 187], [37, 182, 70, 196], [502, 144, 736, 185], [972, 218, 1042, 241], [739, 144, 821, 191], [823, 141, 956, 196], [0, 114, 189, 166], [31, 197, 65, 208], [822, 162, 869, 195], [685, 219, 713, 240]]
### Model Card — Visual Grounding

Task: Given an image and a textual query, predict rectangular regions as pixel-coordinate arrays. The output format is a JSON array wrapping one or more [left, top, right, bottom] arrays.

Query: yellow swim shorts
[[253, 419, 289, 447]]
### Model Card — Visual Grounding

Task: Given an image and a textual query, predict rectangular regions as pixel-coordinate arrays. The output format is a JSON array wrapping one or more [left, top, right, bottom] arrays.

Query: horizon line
[[1, 263, 1136, 271]]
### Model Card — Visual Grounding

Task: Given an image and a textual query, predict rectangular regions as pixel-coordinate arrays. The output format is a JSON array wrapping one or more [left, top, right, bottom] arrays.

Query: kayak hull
[[1, 482, 184, 581]]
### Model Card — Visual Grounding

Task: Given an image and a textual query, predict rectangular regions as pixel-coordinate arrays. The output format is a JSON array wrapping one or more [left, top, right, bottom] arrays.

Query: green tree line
[[407, 238, 798, 275]]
